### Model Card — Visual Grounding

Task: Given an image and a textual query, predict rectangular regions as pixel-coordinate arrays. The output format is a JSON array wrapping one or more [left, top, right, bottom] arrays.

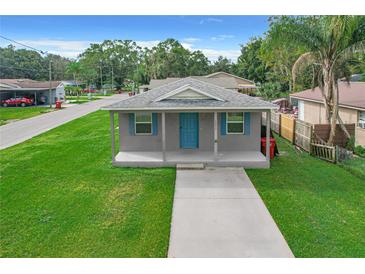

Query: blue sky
[[0, 16, 269, 61]]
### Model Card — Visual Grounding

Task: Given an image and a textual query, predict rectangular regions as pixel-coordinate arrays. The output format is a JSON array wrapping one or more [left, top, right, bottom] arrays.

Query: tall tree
[[235, 38, 268, 83], [274, 16, 365, 144], [0, 45, 70, 80], [145, 39, 190, 79], [79, 40, 141, 88], [210, 56, 232, 74], [187, 50, 211, 76]]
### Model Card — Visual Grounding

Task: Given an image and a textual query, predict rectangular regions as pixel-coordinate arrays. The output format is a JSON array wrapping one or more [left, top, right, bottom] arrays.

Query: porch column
[[266, 110, 271, 163], [110, 111, 115, 162], [214, 111, 218, 159], [162, 112, 166, 161]]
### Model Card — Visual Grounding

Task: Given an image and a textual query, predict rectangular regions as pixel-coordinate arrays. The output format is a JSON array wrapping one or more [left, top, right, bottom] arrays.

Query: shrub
[[354, 145, 365, 158], [345, 136, 355, 151]]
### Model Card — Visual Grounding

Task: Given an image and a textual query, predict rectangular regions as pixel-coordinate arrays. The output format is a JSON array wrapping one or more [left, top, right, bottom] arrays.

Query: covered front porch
[[109, 110, 272, 168], [113, 150, 268, 168]]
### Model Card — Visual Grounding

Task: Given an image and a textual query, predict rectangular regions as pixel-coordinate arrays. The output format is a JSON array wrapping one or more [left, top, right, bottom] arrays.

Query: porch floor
[[113, 150, 268, 168]]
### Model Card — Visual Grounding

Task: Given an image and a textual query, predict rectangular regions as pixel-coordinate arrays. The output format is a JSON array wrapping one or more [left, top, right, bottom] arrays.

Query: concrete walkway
[[168, 167, 294, 258], [0, 94, 127, 149]]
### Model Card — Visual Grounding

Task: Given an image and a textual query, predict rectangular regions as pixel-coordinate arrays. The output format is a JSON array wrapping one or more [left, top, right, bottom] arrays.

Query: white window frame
[[359, 111, 365, 129], [226, 112, 245, 134], [135, 112, 152, 135]]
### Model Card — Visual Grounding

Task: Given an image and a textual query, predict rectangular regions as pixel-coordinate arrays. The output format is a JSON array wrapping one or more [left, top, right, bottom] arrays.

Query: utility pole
[[49, 60, 52, 108], [111, 66, 114, 93], [99, 61, 103, 92]]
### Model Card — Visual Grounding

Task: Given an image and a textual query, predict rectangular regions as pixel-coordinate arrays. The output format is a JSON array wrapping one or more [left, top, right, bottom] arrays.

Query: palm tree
[[278, 16, 365, 144]]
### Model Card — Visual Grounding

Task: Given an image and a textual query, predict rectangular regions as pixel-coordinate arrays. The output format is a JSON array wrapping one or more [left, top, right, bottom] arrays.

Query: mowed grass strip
[[0, 107, 55, 125], [246, 135, 365, 258], [0, 111, 175, 257]]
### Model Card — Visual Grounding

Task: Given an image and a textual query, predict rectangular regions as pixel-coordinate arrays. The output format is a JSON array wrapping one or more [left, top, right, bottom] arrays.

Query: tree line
[[1, 16, 364, 98]]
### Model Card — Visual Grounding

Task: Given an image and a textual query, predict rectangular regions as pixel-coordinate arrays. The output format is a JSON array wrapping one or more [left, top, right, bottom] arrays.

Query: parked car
[[82, 89, 97, 93], [1, 97, 34, 107]]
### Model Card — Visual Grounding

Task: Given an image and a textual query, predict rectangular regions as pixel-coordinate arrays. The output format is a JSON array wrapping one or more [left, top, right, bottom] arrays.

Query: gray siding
[[118, 112, 261, 152]]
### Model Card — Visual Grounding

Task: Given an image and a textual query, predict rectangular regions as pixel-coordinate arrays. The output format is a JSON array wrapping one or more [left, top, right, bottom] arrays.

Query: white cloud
[[135, 40, 160, 49], [1, 38, 239, 62], [182, 37, 201, 43], [196, 48, 240, 62], [2, 39, 162, 59], [1, 39, 97, 59], [199, 18, 223, 25], [211, 34, 235, 41], [181, 42, 194, 50]]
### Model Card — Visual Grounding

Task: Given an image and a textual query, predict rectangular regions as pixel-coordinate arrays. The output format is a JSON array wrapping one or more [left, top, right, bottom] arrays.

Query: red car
[[1, 97, 34, 107]]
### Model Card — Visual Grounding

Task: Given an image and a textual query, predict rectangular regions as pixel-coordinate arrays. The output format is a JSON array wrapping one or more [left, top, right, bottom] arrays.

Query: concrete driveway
[[168, 167, 294, 258], [0, 94, 127, 149]]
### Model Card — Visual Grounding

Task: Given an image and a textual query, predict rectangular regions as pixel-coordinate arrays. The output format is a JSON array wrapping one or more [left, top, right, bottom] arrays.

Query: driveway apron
[[168, 167, 294, 258]]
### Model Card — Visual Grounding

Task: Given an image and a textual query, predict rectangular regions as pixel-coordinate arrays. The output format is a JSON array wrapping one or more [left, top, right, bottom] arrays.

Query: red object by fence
[[55, 100, 62, 109], [261, 137, 276, 159]]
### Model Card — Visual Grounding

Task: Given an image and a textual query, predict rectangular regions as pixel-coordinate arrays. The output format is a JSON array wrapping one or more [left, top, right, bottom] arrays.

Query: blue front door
[[180, 113, 199, 149]]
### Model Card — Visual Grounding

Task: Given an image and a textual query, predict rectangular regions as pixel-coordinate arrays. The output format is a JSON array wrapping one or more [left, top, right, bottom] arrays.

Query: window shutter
[[128, 113, 135, 135], [244, 112, 251, 135], [152, 113, 158, 136], [220, 113, 226, 136]]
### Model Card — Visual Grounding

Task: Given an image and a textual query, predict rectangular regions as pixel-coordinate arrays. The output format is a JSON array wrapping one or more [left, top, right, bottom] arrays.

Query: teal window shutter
[[220, 113, 226, 136], [244, 112, 251, 135], [152, 113, 158, 136], [128, 113, 135, 135]]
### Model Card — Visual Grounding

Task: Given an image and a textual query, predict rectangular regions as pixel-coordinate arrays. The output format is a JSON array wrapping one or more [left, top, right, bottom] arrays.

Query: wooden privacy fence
[[270, 110, 280, 134], [310, 133, 337, 163], [264, 111, 355, 162], [280, 114, 295, 143], [313, 124, 355, 148], [295, 120, 313, 152]]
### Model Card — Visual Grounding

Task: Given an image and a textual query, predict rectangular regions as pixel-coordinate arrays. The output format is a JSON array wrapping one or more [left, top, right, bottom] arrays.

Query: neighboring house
[[61, 80, 83, 87], [139, 72, 257, 95], [290, 82, 365, 146], [103, 77, 277, 168], [0, 79, 65, 104]]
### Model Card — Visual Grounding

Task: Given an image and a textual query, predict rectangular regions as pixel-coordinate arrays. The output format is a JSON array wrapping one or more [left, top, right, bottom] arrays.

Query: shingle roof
[[142, 72, 256, 90], [0, 79, 61, 90], [290, 82, 365, 110], [103, 77, 276, 111], [206, 71, 255, 85]]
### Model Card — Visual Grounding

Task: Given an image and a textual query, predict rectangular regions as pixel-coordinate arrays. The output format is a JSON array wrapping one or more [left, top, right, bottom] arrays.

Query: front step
[[176, 163, 205, 170]]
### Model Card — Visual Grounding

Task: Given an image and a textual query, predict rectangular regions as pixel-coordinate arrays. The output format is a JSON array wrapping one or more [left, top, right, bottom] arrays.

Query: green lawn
[[246, 135, 365, 258], [338, 157, 365, 180], [66, 96, 102, 104], [0, 111, 175, 257], [0, 107, 55, 126]]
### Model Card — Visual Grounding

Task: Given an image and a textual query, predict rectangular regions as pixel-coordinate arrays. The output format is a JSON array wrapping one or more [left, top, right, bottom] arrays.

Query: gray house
[[139, 71, 257, 95], [103, 77, 276, 168]]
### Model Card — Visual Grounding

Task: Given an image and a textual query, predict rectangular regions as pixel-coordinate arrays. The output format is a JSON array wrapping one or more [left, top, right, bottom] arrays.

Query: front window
[[227, 112, 244, 134], [359, 111, 365, 129], [135, 112, 152, 135]]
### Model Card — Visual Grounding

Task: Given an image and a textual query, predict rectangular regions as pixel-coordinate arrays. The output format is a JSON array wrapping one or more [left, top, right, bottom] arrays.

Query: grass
[[246, 135, 365, 258], [0, 107, 55, 126], [0, 111, 175, 257], [338, 157, 365, 180], [66, 96, 102, 104]]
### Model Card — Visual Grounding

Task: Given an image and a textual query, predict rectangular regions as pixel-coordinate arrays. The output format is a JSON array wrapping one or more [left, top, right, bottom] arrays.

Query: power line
[[0, 35, 48, 55]]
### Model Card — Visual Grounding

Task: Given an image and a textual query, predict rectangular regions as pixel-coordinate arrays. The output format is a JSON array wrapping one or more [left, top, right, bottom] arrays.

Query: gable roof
[[103, 77, 276, 111], [0, 79, 62, 90], [141, 72, 256, 91], [154, 84, 225, 102], [290, 82, 365, 110], [206, 71, 255, 85]]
